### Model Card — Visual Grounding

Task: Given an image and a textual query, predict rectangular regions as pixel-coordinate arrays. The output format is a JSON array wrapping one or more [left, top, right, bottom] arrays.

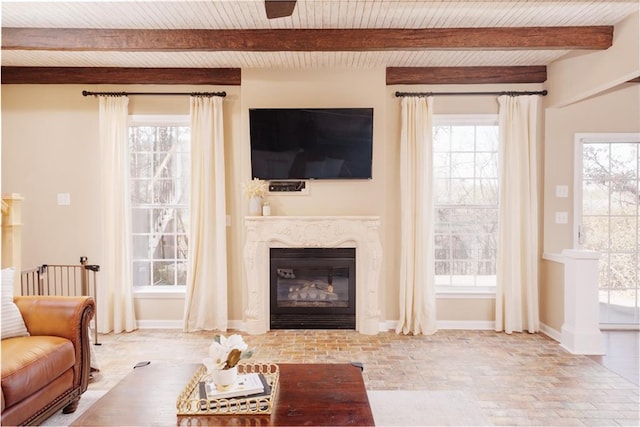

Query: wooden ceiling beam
[[0, 67, 241, 85], [386, 66, 547, 85], [2, 26, 613, 52]]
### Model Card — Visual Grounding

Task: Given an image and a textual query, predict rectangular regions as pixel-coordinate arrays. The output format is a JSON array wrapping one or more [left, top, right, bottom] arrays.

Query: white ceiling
[[2, 0, 639, 69]]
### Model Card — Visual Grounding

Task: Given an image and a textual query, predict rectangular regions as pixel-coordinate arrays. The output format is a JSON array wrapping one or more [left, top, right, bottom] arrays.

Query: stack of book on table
[[198, 372, 272, 412]]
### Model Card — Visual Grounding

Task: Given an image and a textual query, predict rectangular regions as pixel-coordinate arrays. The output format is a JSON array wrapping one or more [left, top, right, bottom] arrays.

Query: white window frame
[[573, 132, 640, 248], [574, 132, 640, 326], [433, 114, 499, 297], [129, 115, 190, 296]]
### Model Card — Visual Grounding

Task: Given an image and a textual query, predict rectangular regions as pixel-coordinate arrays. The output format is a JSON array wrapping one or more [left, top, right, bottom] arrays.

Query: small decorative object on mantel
[[262, 201, 271, 216], [202, 334, 254, 390], [242, 178, 268, 216]]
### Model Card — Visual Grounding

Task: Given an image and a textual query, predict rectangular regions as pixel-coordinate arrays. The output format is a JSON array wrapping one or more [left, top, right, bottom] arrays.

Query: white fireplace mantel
[[243, 216, 382, 335]]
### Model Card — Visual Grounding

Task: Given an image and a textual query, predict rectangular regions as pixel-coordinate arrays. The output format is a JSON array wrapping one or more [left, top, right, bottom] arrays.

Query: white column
[[560, 249, 604, 355]]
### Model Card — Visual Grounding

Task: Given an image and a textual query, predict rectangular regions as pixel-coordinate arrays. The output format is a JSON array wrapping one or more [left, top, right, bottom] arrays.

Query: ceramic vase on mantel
[[248, 196, 263, 216]]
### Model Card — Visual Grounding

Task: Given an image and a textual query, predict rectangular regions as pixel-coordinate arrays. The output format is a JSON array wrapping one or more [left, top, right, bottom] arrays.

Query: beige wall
[[2, 75, 518, 328], [437, 298, 495, 323], [543, 11, 640, 255], [2, 85, 102, 266], [238, 68, 391, 323], [539, 259, 564, 332], [546, 11, 640, 109], [539, 85, 640, 332], [3, 9, 638, 331], [539, 10, 640, 333], [543, 85, 640, 254], [1, 84, 242, 322]]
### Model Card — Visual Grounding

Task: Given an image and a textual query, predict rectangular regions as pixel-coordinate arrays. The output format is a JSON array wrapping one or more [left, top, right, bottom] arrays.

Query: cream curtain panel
[[396, 96, 438, 336], [183, 96, 228, 332], [98, 95, 137, 334], [495, 95, 540, 334]]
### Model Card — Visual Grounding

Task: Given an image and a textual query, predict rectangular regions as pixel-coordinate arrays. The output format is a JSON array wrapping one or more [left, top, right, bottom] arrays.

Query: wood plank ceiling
[[1, 0, 638, 85]]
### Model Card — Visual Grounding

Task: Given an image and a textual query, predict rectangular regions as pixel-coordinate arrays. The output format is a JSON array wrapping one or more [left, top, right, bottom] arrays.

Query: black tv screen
[[249, 108, 373, 180]]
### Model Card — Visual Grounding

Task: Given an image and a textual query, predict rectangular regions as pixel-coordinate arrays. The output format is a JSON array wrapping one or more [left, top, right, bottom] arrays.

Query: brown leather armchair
[[1, 296, 95, 426]]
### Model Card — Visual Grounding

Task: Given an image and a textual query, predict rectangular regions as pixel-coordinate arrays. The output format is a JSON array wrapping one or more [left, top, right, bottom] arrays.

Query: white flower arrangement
[[242, 178, 268, 199], [206, 334, 254, 370]]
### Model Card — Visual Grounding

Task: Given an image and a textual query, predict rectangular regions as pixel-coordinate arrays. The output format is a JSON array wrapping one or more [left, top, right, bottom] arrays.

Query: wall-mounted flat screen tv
[[249, 108, 373, 180]]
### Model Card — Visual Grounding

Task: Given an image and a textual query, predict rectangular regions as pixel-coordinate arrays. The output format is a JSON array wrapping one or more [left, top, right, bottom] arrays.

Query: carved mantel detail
[[243, 216, 382, 335]]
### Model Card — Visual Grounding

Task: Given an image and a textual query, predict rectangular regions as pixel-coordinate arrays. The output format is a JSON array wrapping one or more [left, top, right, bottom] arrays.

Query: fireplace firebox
[[270, 248, 356, 329]]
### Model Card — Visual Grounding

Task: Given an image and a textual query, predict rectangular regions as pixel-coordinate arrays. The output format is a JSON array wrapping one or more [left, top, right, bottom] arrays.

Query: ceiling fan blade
[[265, 0, 297, 19]]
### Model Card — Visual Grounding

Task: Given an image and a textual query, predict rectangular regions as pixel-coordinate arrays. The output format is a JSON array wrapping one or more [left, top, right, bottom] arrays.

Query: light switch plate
[[555, 185, 569, 198], [57, 193, 71, 206], [555, 211, 568, 224]]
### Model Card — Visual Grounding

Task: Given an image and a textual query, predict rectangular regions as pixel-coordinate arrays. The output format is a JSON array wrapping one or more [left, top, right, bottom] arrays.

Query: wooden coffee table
[[71, 363, 375, 426]]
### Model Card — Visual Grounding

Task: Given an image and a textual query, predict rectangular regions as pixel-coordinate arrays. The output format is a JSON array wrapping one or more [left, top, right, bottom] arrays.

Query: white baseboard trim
[[136, 320, 246, 331], [228, 320, 245, 331], [382, 320, 495, 331], [136, 320, 183, 329], [380, 321, 397, 331], [437, 320, 495, 330], [136, 319, 537, 333], [539, 322, 561, 342]]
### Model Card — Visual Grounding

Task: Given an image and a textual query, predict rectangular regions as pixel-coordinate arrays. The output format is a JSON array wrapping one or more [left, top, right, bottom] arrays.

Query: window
[[433, 115, 499, 292], [575, 133, 639, 325], [129, 116, 190, 287]]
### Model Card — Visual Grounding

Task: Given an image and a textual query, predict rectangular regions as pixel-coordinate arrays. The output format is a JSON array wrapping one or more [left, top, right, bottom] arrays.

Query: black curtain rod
[[395, 90, 548, 97], [82, 90, 226, 97]]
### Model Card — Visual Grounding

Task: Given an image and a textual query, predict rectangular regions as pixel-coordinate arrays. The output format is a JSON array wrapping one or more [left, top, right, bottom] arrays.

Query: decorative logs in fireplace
[[269, 248, 356, 329]]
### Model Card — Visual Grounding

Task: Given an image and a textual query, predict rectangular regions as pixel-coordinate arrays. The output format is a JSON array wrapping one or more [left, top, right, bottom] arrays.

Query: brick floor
[[89, 329, 639, 426]]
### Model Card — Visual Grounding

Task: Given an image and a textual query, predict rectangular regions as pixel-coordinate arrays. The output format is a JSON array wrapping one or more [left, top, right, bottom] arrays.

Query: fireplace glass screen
[[275, 266, 349, 308], [270, 248, 355, 329]]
